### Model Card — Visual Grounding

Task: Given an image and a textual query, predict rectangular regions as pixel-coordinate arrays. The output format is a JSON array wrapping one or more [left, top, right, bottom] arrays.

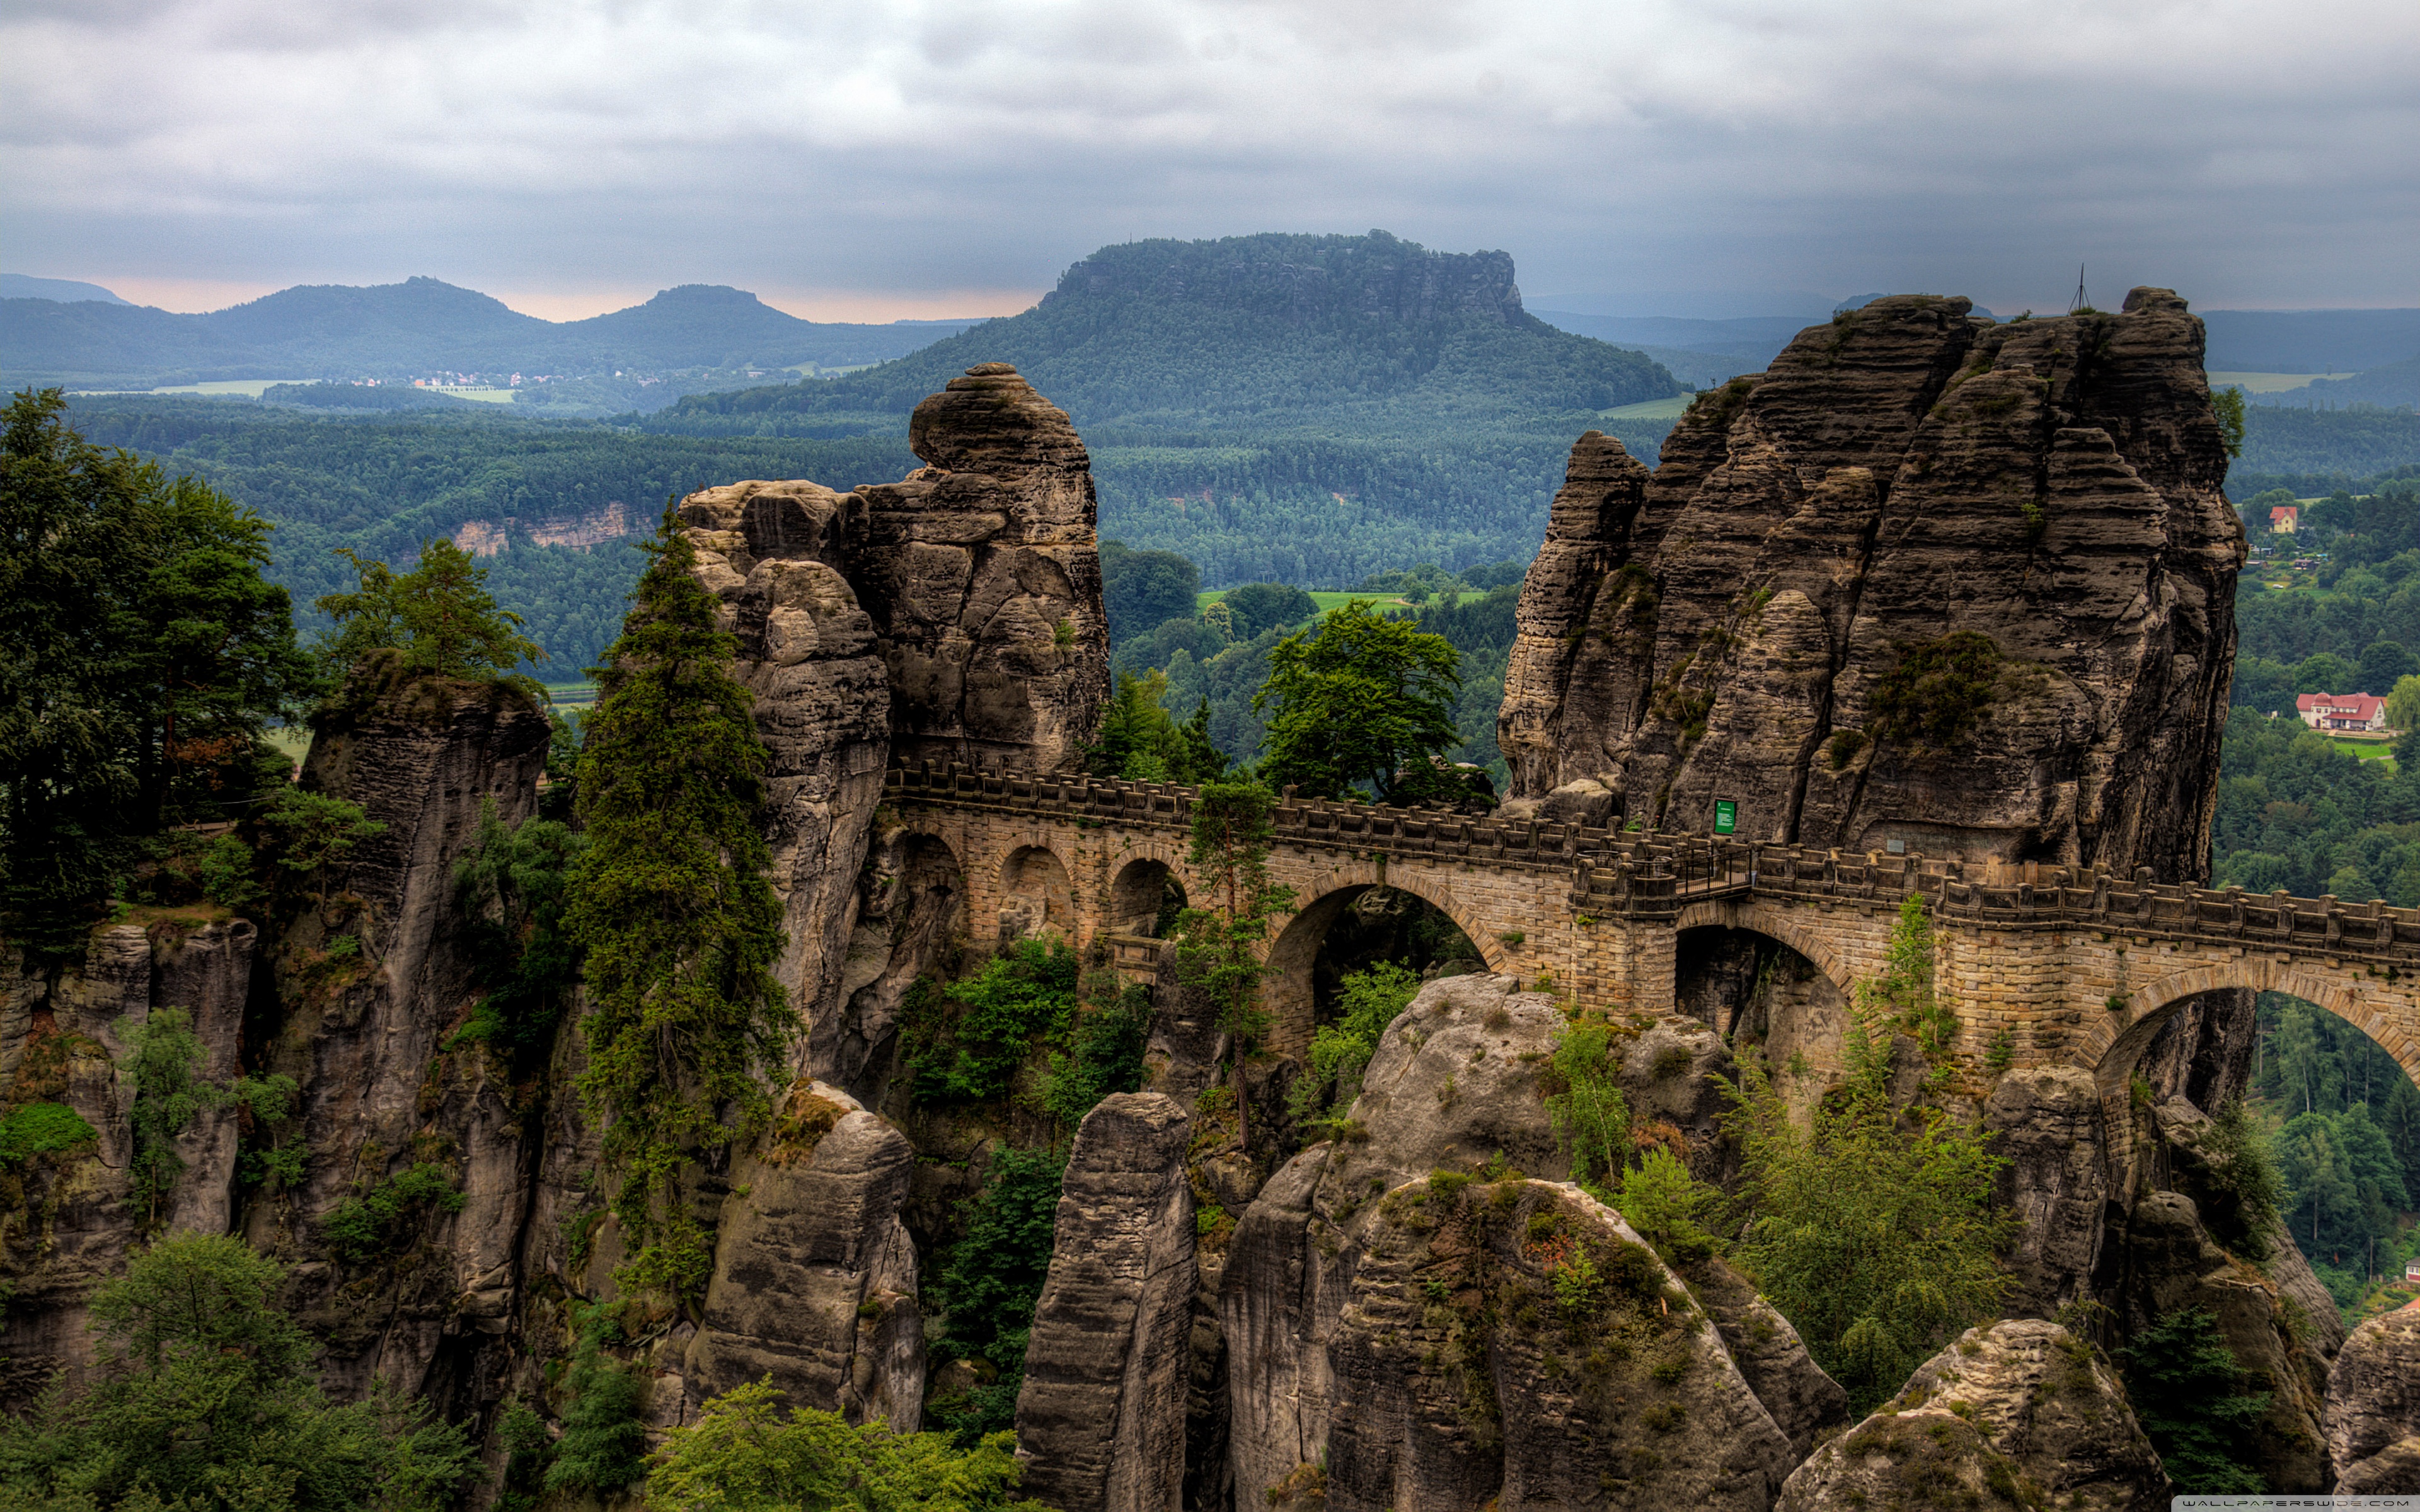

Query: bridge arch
[[1261, 879, 1503, 1057], [1670, 900, 1859, 1004], [998, 844, 1076, 941], [2079, 959, 2420, 1097], [1109, 854, 1189, 938]]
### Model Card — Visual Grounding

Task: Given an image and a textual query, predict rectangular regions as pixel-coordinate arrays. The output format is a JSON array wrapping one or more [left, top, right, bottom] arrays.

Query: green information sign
[[1713, 799, 1737, 835]]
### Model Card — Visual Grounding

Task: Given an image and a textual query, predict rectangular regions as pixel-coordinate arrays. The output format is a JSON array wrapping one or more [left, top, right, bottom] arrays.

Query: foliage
[[493, 1397, 553, 1512], [2252, 992, 2420, 1215], [1545, 1020, 1632, 1195], [928, 1148, 1068, 1448], [1220, 583, 1320, 641], [1037, 982, 1155, 1130], [546, 1303, 652, 1496], [1855, 895, 1958, 1060], [567, 508, 795, 1306], [313, 537, 546, 697], [451, 798, 587, 1062], [2182, 1097, 2286, 1261], [255, 784, 386, 904], [1255, 600, 1464, 804], [1721, 1028, 2015, 1414], [652, 1377, 1047, 1512], [903, 941, 1080, 1107], [117, 1007, 215, 1227], [1085, 670, 1227, 783], [0, 1233, 477, 1511], [323, 1162, 467, 1266], [1867, 631, 2003, 748], [2211, 386, 2247, 459], [1098, 539, 1201, 643], [0, 1102, 96, 1167], [1174, 781, 1295, 1148], [1, 389, 316, 955], [2275, 1101, 2411, 1277], [1289, 961, 1420, 1123], [2116, 1307, 2271, 1494], [1612, 1145, 1724, 1266]]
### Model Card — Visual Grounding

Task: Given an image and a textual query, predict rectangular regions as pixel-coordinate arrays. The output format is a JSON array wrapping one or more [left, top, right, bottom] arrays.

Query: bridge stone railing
[[885, 760, 2420, 968]]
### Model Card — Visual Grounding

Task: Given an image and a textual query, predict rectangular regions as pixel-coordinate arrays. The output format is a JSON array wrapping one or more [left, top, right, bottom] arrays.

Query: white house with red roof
[[2298, 692, 2388, 732]]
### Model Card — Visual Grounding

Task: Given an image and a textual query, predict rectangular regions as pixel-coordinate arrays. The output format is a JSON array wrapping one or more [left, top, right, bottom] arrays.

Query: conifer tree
[[567, 508, 792, 1304]]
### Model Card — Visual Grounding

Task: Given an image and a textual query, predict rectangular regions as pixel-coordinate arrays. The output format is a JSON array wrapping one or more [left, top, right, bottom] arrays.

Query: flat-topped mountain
[[649, 231, 1680, 435]]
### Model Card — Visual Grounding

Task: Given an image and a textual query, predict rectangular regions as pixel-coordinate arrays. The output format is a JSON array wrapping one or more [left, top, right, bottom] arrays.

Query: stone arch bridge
[[884, 761, 2420, 1103]]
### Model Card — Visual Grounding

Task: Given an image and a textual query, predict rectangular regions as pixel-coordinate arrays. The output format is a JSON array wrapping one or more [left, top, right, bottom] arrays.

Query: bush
[[1722, 1025, 2014, 1415], [904, 941, 1080, 1106], [546, 1305, 650, 1496], [1869, 631, 2003, 748], [1037, 982, 1154, 1128], [1289, 961, 1419, 1123], [0, 1233, 476, 1509], [1546, 1020, 1631, 1194], [927, 1148, 1067, 1446], [324, 1162, 467, 1265], [2118, 1307, 2270, 1492], [0, 1102, 96, 1167], [652, 1378, 1045, 1512]]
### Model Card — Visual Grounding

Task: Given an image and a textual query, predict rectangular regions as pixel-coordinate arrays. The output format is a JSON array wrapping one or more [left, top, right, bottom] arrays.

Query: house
[[2409, 1256, 2420, 1283], [2271, 505, 2299, 533], [2298, 692, 2388, 732]]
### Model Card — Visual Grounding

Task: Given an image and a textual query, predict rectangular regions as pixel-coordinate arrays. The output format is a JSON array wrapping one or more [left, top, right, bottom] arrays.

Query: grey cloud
[[3, 0, 2413, 312]]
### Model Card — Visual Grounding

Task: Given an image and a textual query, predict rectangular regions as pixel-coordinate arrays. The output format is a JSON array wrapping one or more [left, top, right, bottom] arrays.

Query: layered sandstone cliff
[[676, 362, 1110, 1091], [1499, 289, 2241, 880]]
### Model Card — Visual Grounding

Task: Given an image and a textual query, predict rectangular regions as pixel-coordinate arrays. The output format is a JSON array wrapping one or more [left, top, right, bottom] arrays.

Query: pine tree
[[567, 508, 793, 1305]]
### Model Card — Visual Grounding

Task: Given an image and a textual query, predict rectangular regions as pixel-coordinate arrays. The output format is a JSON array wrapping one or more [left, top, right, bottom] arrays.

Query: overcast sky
[[5, 0, 2415, 321]]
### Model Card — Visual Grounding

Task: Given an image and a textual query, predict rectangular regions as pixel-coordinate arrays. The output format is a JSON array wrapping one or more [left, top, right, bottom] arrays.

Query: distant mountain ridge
[[650, 231, 1679, 435], [0, 274, 130, 305], [0, 276, 986, 389]]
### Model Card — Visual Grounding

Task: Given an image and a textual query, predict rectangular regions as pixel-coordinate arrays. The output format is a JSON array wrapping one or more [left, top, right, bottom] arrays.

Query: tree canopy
[[567, 508, 793, 1304], [0, 1233, 477, 1510], [1254, 600, 1463, 804], [1, 387, 314, 954], [1098, 539, 1200, 643], [314, 536, 545, 698]]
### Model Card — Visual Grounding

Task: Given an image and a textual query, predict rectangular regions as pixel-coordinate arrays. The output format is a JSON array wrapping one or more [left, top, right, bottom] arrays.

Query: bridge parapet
[[888, 759, 2420, 968]]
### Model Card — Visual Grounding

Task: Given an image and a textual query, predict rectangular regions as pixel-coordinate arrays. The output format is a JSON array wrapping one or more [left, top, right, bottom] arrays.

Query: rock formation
[[1499, 290, 2240, 881], [677, 362, 1110, 1088], [1017, 1093, 1197, 1512], [685, 1080, 926, 1428], [1777, 1320, 2167, 1511], [2326, 1303, 2420, 1493], [1221, 973, 1840, 1510]]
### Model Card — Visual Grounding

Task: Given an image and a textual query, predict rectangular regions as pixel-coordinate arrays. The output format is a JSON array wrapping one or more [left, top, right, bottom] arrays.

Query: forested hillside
[[646, 232, 1679, 582], [63, 395, 917, 673]]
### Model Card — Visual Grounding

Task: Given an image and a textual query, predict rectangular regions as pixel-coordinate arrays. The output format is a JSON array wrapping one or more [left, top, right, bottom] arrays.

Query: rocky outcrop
[[1222, 975, 1847, 1509], [677, 363, 1110, 1086], [1017, 1092, 1196, 1512], [2099, 1189, 2335, 1490], [1499, 289, 2240, 883], [266, 659, 552, 1400], [685, 1081, 925, 1429], [1985, 1067, 2112, 1316], [1778, 1321, 2166, 1511], [1685, 1257, 1850, 1460], [2327, 1303, 2420, 1493]]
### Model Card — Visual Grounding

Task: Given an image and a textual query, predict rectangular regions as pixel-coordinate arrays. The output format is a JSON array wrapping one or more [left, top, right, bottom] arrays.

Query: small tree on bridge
[[1176, 781, 1295, 1148]]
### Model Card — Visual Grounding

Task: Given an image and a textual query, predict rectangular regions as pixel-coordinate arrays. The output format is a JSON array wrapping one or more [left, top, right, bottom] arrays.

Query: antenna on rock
[[2068, 265, 2090, 314]]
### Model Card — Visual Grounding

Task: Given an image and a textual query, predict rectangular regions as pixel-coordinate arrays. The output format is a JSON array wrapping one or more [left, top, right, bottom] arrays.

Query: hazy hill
[[650, 231, 1678, 437], [2267, 355, 2420, 413], [0, 277, 983, 391], [0, 274, 130, 304]]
